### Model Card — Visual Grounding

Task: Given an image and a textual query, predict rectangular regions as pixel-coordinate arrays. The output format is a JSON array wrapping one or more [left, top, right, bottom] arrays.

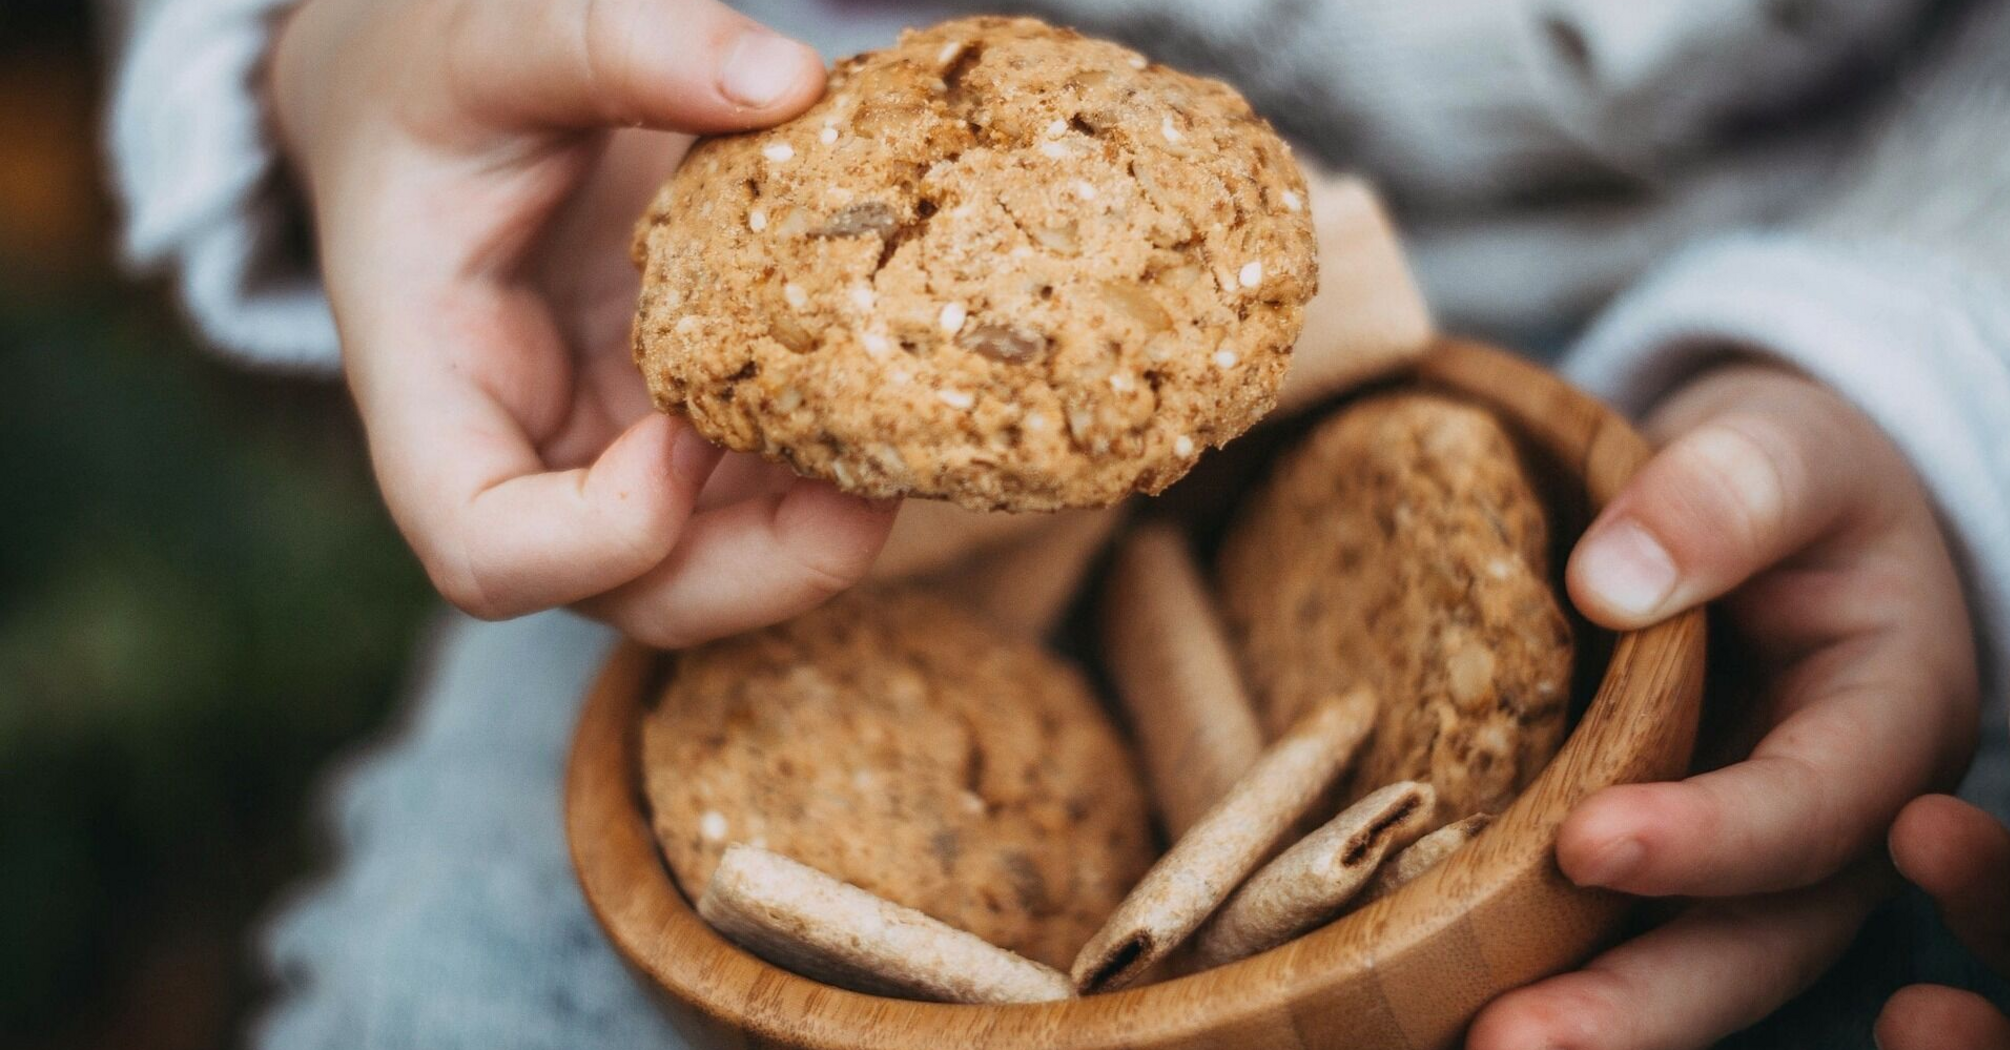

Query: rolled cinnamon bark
[[1102, 523, 1266, 837], [1193, 782, 1436, 966], [1358, 812, 1494, 905], [698, 844, 1074, 1004], [1068, 688, 1377, 993]]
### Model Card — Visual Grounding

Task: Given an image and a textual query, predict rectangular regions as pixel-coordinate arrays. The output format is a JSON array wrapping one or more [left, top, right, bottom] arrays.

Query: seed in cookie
[[631, 16, 1318, 511]]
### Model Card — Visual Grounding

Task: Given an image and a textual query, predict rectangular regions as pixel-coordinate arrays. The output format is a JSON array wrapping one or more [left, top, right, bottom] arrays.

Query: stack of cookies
[[629, 16, 1573, 1004]]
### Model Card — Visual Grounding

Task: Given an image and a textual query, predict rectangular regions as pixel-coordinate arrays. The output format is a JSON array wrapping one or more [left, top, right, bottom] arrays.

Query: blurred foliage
[[0, 7, 435, 1039], [0, 283, 433, 1037], [0, 287, 434, 1047]]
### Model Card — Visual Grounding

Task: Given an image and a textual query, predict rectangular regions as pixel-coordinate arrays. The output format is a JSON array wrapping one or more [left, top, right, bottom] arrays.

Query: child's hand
[[268, 0, 896, 645], [1877, 794, 2010, 1049], [1470, 364, 1981, 1050]]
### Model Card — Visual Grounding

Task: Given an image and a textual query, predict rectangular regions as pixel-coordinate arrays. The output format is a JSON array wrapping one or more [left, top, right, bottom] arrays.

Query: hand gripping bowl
[[565, 339, 1707, 1050]]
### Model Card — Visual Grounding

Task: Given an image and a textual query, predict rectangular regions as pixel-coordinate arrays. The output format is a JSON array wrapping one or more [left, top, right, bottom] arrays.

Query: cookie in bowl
[[641, 587, 1155, 970], [1217, 392, 1575, 823]]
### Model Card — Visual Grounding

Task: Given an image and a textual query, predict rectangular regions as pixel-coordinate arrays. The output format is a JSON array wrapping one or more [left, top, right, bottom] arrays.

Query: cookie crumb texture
[[1218, 394, 1575, 823], [642, 588, 1155, 969], [633, 17, 1317, 510]]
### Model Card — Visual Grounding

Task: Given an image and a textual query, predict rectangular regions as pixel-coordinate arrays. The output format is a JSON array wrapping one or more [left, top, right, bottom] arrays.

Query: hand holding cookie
[[268, 0, 896, 646]]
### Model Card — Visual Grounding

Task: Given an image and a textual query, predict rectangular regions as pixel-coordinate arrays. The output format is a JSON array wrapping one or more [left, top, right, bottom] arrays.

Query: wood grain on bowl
[[566, 339, 1706, 1050]]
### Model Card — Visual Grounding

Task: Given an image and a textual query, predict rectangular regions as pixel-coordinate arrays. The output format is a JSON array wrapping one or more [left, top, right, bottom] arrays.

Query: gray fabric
[[249, 612, 692, 1050]]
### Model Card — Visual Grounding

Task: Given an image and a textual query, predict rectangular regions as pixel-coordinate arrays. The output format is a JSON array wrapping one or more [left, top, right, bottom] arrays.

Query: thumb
[[448, 0, 826, 133], [1567, 370, 1867, 629]]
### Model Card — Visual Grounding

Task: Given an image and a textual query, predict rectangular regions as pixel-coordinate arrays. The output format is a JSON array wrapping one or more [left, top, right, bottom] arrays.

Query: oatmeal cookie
[[1216, 393, 1575, 823], [632, 16, 1317, 511], [642, 587, 1156, 969]]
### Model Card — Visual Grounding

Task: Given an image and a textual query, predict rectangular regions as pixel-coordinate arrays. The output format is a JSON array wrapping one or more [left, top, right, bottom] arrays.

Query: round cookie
[[1216, 393, 1575, 824], [642, 587, 1156, 969], [632, 16, 1318, 511]]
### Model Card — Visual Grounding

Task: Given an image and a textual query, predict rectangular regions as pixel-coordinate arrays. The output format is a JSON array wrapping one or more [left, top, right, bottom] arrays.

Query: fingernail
[[1576, 520, 1678, 620], [1573, 837, 1644, 888], [720, 29, 815, 108], [668, 424, 723, 485]]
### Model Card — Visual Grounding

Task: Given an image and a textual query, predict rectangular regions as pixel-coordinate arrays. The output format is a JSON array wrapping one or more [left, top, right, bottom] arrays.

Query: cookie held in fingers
[[699, 845, 1074, 1004], [632, 16, 1318, 511], [1192, 782, 1436, 967], [1218, 393, 1574, 822], [644, 588, 1154, 970]]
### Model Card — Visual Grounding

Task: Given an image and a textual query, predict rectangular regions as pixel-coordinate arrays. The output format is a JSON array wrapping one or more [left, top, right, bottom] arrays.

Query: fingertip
[[478, 0, 828, 133], [1888, 794, 1997, 888], [1875, 985, 1929, 1050], [665, 418, 726, 489], [585, 482, 898, 648], [1466, 995, 1551, 1050], [717, 27, 826, 114], [595, 415, 719, 511], [777, 478, 899, 528], [1557, 785, 1664, 891], [1468, 978, 1617, 1050], [1465, 997, 1551, 1050], [1567, 517, 1680, 629], [773, 479, 898, 582], [573, 417, 721, 574], [1569, 416, 1823, 631], [1877, 985, 2010, 1050], [1890, 795, 1963, 889]]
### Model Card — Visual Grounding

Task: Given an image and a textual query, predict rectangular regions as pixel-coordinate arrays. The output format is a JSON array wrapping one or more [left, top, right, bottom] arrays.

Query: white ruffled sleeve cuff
[[108, 0, 339, 372]]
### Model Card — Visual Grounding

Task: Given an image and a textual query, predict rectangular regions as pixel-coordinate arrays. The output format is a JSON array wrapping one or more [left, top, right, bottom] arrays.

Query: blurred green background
[[1, 5, 435, 1047]]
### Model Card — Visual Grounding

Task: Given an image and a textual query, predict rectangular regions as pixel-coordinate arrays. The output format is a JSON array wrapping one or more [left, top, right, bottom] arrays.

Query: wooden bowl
[[565, 338, 1707, 1050]]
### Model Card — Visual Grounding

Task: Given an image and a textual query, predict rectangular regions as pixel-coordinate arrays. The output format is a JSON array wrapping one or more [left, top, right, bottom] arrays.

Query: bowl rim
[[565, 337, 1707, 1050]]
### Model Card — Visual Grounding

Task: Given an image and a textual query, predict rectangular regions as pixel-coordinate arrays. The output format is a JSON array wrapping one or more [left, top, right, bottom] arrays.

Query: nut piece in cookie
[[632, 16, 1319, 511], [642, 587, 1155, 970], [1217, 393, 1574, 823]]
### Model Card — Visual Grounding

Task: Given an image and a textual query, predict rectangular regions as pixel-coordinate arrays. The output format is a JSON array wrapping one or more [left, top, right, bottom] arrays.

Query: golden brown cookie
[[1216, 393, 1574, 823], [633, 16, 1318, 511], [642, 587, 1155, 969]]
